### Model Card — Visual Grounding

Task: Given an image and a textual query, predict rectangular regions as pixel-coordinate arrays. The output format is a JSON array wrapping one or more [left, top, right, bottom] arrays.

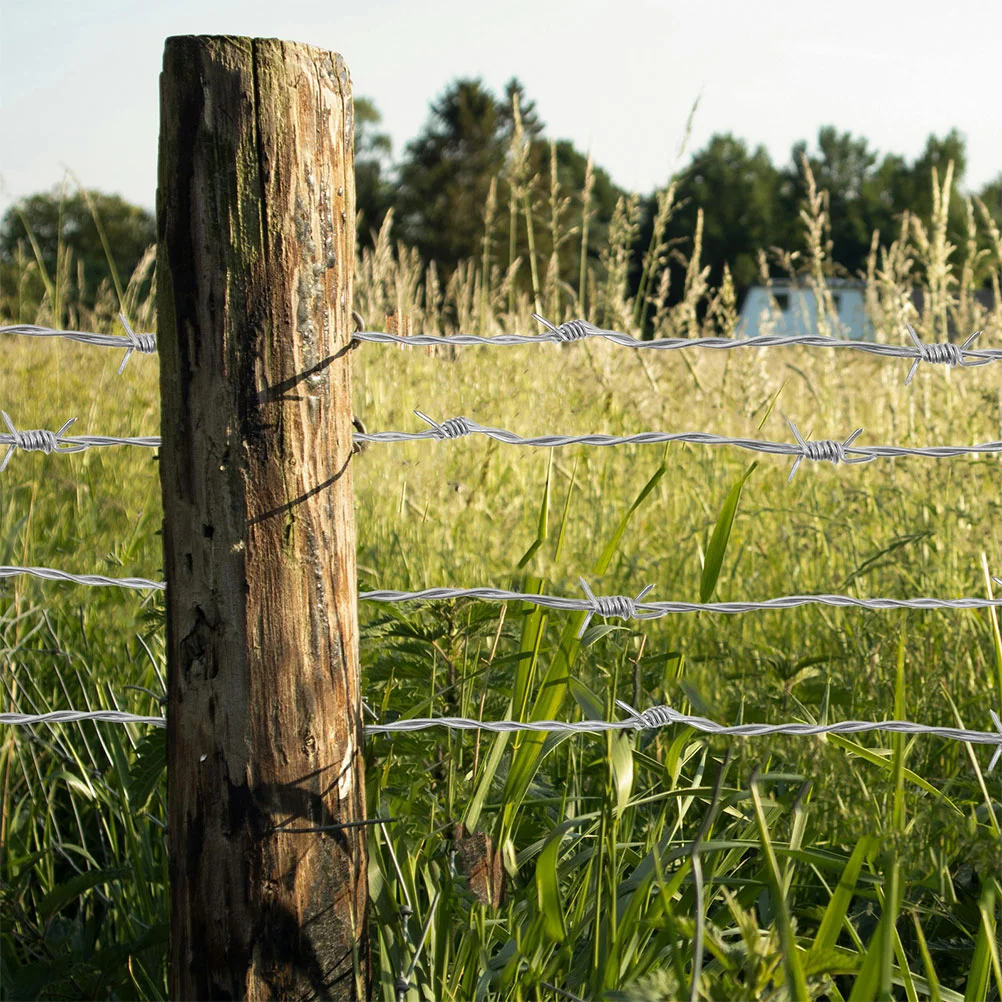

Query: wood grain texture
[[157, 35, 367, 1000]]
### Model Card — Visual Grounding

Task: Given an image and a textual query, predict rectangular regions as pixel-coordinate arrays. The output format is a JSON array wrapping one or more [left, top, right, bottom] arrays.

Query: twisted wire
[[6, 317, 997, 385], [0, 710, 168, 727], [4, 406, 1002, 478], [354, 412, 1002, 478], [9, 705, 995, 770], [355, 314, 1000, 386], [0, 565, 166, 590], [1, 314, 157, 373], [360, 584, 1002, 615], [6, 565, 1002, 617]]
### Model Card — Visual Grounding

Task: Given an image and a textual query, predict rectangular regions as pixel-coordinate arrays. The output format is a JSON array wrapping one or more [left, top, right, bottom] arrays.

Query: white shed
[[736, 279, 874, 341]]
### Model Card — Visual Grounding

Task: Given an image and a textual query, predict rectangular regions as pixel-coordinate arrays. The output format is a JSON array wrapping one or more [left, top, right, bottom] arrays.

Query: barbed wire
[[360, 577, 1002, 629], [3, 702, 999, 770], [0, 565, 167, 590], [1, 314, 156, 374], [5, 566, 1002, 630], [5, 315, 995, 386], [0, 411, 159, 471], [0, 710, 168, 727], [356, 412, 1002, 483], [8, 408, 1002, 481]]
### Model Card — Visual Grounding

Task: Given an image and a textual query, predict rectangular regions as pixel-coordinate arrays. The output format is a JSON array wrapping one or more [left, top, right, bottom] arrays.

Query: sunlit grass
[[2, 135, 1001, 998]]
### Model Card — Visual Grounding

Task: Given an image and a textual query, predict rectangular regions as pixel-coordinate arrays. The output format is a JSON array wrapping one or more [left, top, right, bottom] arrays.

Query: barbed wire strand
[[2, 704, 999, 770], [0, 314, 157, 374], [5, 565, 1002, 620], [0, 411, 159, 471], [4, 408, 1002, 480], [356, 411, 1002, 475], [4, 316, 994, 386]]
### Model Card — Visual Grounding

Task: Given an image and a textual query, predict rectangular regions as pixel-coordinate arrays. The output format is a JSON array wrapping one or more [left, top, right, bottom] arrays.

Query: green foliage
[[354, 95, 396, 247], [393, 78, 538, 272], [0, 185, 155, 320], [4, 101, 1002, 1000], [642, 125, 1002, 330]]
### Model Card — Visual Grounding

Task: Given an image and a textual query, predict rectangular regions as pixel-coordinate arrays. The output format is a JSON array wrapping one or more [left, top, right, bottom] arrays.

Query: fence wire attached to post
[[3, 704, 1000, 771], [4, 409, 1002, 483], [5, 316, 997, 387], [6, 565, 1002, 617]]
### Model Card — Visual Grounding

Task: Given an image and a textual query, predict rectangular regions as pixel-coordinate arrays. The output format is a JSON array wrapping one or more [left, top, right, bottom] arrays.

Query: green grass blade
[[517, 452, 552, 570], [591, 445, 668, 574], [72, 173, 127, 310], [551, 454, 578, 565], [535, 829, 567, 942], [849, 854, 901, 1002], [824, 734, 961, 812], [462, 698, 513, 834], [964, 879, 998, 1002], [980, 553, 1002, 715], [38, 865, 131, 923], [754, 378, 788, 431], [806, 833, 880, 964], [749, 774, 809, 999], [910, 909, 943, 1002], [499, 452, 668, 833], [700, 461, 756, 603], [14, 207, 55, 309], [127, 727, 166, 812]]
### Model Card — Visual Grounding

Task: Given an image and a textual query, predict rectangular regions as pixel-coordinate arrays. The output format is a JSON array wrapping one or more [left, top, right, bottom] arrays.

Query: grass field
[[2, 147, 1002, 999]]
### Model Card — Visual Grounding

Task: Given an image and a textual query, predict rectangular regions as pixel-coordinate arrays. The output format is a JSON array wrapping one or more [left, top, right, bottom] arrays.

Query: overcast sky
[[2, 0, 1000, 220]]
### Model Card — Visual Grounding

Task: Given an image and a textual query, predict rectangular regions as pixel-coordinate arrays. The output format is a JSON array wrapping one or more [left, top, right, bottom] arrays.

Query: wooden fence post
[[157, 35, 367, 1000]]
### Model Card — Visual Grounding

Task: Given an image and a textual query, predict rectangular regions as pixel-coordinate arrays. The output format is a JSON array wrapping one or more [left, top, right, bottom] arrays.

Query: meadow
[[1, 142, 1001, 1000]]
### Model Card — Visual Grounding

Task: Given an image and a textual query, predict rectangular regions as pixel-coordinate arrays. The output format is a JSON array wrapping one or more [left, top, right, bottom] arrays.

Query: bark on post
[[157, 35, 367, 1000]]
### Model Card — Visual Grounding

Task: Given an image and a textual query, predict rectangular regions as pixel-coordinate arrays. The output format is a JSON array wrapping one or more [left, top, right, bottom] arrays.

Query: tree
[[354, 96, 394, 246], [634, 133, 784, 330], [776, 127, 883, 279], [977, 174, 1002, 224], [776, 128, 976, 285], [392, 77, 544, 274], [530, 138, 624, 296], [0, 186, 155, 313]]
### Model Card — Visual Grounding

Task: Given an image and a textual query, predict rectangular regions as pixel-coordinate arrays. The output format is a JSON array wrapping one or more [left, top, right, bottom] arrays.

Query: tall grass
[[2, 137, 1001, 1000]]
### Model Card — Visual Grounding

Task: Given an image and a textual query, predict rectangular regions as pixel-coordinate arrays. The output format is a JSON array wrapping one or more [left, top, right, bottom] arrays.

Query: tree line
[[3, 76, 1000, 323]]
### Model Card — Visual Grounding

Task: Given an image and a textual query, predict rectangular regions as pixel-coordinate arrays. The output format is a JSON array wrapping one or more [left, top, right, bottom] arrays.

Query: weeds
[[2, 126, 1001, 1000]]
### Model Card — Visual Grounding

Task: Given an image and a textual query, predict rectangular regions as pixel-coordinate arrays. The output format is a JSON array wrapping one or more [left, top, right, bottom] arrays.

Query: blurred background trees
[[2, 77, 999, 326]]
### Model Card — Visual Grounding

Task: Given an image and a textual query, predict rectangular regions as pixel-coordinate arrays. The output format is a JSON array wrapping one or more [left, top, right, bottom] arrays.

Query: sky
[[1, 0, 1000, 220]]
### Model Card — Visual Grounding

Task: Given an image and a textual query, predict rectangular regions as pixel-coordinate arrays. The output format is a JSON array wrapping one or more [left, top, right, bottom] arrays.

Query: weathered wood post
[[157, 35, 367, 1000]]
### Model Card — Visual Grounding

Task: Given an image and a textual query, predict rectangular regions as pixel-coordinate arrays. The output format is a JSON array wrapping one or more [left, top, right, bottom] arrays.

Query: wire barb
[[413, 410, 474, 440], [1, 320, 157, 372], [531, 313, 597, 342], [0, 414, 161, 470], [786, 419, 873, 482], [0, 411, 79, 471], [577, 577, 655, 638], [116, 313, 157, 374], [904, 322, 987, 385], [990, 710, 1002, 773], [615, 700, 680, 730]]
